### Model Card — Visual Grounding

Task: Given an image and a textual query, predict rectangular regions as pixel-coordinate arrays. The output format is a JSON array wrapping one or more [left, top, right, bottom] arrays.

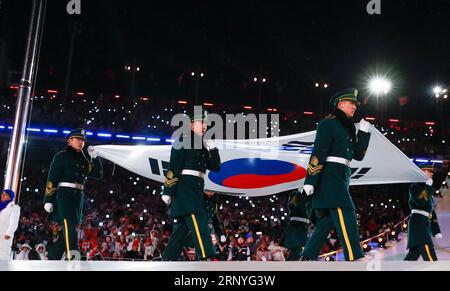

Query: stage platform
[[1, 259, 449, 271]]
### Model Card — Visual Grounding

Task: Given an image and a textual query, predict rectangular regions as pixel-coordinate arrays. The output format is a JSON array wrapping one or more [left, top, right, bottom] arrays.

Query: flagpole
[[3, 0, 47, 199]]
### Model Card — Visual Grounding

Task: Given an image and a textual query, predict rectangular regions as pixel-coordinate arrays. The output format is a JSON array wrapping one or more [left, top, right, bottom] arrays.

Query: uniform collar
[[333, 108, 356, 139], [66, 145, 81, 154]]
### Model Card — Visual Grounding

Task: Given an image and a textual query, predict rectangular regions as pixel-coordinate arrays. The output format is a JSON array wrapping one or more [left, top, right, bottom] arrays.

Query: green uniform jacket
[[407, 183, 434, 249], [304, 110, 371, 210], [163, 133, 221, 218], [280, 191, 312, 249], [43, 146, 103, 224]]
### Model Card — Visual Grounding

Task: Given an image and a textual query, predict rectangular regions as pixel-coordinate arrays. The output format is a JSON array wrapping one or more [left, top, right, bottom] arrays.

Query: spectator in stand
[[255, 240, 272, 261], [0, 189, 21, 261], [268, 239, 286, 261], [125, 244, 141, 260], [16, 243, 32, 260], [88, 243, 104, 260], [234, 235, 250, 261], [36, 243, 48, 260]]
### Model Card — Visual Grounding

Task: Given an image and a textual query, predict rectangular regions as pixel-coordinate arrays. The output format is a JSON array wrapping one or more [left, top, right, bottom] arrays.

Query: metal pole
[[3, 0, 46, 199]]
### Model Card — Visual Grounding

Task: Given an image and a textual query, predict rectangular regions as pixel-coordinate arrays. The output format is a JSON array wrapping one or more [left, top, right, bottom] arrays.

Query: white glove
[[434, 233, 443, 239], [44, 203, 54, 213], [302, 185, 314, 196], [204, 139, 216, 150], [220, 235, 227, 243], [425, 178, 433, 186], [359, 119, 371, 133], [161, 195, 172, 205], [87, 146, 98, 158]]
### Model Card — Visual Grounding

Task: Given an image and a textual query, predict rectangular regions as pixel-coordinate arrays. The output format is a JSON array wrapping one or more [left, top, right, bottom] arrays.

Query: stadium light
[[433, 86, 442, 95], [368, 76, 392, 95], [433, 85, 448, 99]]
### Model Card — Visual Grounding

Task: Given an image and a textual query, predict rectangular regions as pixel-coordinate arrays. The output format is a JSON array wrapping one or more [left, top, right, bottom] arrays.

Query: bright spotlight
[[369, 77, 392, 95], [433, 86, 442, 95]]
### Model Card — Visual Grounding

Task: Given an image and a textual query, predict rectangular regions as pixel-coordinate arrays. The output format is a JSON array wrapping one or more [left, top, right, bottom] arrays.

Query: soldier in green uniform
[[280, 190, 312, 261], [300, 88, 371, 261], [161, 111, 221, 261], [43, 129, 103, 260], [404, 163, 439, 261]]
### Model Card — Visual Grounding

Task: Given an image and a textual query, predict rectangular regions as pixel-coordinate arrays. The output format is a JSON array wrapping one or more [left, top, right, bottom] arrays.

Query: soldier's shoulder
[[318, 115, 337, 127], [324, 114, 336, 120], [54, 150, 68, 158]]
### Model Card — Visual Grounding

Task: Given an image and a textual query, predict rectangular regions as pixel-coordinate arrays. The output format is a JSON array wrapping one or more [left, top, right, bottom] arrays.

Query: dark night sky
[[1, 0, 449, 114]]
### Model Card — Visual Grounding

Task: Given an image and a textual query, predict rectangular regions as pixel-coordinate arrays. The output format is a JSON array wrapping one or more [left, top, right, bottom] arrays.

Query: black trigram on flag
[[350, 167, 371, 179], [280, 141, 314, 153], [148, 158, 170, 177]]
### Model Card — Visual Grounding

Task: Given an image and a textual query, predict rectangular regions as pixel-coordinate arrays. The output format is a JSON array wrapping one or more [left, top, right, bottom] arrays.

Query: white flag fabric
[[94, 124, 426, 197]]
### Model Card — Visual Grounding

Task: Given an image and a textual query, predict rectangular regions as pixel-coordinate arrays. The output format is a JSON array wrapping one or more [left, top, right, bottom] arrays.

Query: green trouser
[[404, 245, 438, 261], [301, 208, 364, 261], [48, 219, 79, 260], [163, 212, 216, 261]]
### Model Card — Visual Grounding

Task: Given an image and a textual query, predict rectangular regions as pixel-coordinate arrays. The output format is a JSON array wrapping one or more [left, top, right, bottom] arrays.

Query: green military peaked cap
[[330, 88, 360, 107], [66, 128, 87, 141], [418, 162, 435, 172]]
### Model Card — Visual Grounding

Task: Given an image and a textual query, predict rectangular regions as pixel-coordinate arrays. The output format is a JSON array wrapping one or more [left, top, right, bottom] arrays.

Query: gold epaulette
[[307, 155, 323, 176], [164, 170, 179, 188], [418, 190, 429, 201], [45, 181, 57, 196], [307, 164, 323, 176], [325, 114, 335, 120]]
